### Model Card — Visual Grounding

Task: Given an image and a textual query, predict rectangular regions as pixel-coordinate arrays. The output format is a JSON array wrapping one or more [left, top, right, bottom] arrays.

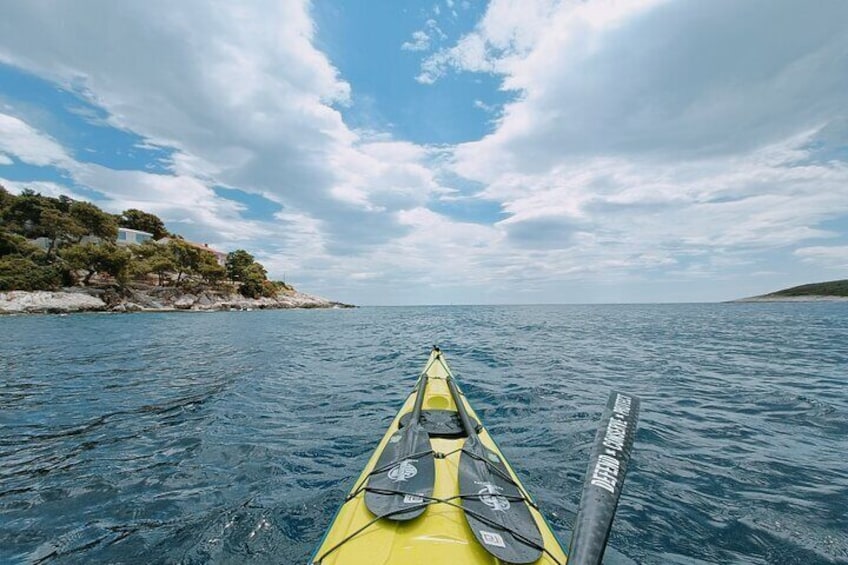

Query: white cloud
[[418, 33, 494, 84], [0, 1, 348, 183], [74, 164, 268, 240], [0, 153, 12, 165], [419, 0, 553, 83], [1, 0, 846, 303], [0, 1, 449, 261], [402, 31, 431, 52], [451, 0, 848, 174], [467, 132, 848, 266], [439, 0, 848, 289], [327, 140, 440, 212], [426, 19, 447, 40], [0, 178, 88, 201], [473, 100, 497, 113], [421, 0, 848, 194], [0, 113, 71, 167], [794, 246, 848, 270]]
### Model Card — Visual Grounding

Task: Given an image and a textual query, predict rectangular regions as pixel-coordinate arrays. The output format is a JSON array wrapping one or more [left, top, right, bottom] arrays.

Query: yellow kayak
[[309, 347, 569, 565]]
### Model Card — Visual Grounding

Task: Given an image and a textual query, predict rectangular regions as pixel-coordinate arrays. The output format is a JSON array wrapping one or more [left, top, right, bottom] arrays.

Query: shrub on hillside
[[0, 255, 62, 291]]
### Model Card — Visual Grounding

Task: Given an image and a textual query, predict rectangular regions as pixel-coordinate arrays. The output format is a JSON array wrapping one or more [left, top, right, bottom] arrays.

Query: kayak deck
[[310, 350, 568, 565]]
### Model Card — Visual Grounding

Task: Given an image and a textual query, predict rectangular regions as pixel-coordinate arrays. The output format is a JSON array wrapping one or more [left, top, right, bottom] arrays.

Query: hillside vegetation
[[0, 185, 289, 298], [763, 279, 848, 298]]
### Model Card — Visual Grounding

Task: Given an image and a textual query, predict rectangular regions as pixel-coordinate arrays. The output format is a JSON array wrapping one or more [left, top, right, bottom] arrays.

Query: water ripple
[[1, 304, 846, 564]]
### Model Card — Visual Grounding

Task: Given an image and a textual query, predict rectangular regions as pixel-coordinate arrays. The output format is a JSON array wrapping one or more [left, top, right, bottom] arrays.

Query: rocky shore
[[732, 295, 848, 303], [732, 279, 848, 302], [0, 285, 353, 314]]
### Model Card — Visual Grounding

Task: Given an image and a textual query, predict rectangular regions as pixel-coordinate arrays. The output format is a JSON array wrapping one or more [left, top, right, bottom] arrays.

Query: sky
[[0, 0, 846, 305]]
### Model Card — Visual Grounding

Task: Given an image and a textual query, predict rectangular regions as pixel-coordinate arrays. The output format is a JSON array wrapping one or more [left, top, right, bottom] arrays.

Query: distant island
[[0, 186, 352, 314], [736, 279, 848, 302]]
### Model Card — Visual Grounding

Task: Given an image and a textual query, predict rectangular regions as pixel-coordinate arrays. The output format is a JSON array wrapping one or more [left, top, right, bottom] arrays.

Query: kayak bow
[[310, 347, 639, 565], [310, 348, 567, 564]]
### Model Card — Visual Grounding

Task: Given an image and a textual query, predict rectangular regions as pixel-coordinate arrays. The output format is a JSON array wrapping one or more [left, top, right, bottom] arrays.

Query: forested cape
[[760, 279, 848, 298], [0, 185, 288, 298]]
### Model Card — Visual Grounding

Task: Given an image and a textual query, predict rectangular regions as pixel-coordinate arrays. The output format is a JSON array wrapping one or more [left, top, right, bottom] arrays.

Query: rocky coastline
[[0, 285, 353, 314], [732, 295, 848, 303], [732, 279, 848, 302]]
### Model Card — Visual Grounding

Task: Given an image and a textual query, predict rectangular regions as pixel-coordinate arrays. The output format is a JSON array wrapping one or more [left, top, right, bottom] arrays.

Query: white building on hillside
[[117, 227, 153, 246]]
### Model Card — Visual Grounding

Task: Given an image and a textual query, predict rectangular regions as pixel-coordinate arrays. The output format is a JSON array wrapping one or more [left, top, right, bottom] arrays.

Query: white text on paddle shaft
[[590, 455, 620, 494], [590, 394, 633, 494], [613, 394, 632, 418]]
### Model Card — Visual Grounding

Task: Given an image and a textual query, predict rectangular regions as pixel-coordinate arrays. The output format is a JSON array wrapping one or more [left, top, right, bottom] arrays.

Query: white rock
[[173, 295, 197, 309], [0, 291, 106, 314], [0, 287, 348, 314]]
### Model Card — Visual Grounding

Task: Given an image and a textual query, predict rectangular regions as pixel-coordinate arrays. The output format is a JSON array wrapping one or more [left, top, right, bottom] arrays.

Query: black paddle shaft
[[446, 376, 544, 564], [568, 391, 640, 565], [364, 373, 435, 521]]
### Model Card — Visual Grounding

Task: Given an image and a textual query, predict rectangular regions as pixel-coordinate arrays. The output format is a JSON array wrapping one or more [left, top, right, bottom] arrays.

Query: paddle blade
[[364, 424, 435, 521], [459, 442, 543, 564], [568, 391, 640, 565]]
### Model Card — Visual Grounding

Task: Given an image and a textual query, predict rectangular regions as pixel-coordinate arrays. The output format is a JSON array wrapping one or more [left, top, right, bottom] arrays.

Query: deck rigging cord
[[312, 486, 563, 565]]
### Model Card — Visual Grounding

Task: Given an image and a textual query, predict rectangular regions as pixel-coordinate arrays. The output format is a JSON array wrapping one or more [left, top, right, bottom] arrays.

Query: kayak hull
[[310, 349, 568, 565]]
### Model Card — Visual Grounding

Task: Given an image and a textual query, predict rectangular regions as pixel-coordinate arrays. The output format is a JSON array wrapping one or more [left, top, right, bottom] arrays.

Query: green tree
[[225, 249, 255, 282], [61, 242, 131, 285], [144, 254, 177, 286], [196, 252, 227, 285], [0, 184, 13, 212], [60, 243, 99, 284], [131, 241, 175, 285], [0, 255, 62, 291], [167, 239, 202, 283], [55, 194, 73, 213], [40, 208, 86, 259], [70, 201, 118, 240], [0, 230, 43, 258], [119, 209, 168, 239], [101, 244, 132, 285], [238, 262, 269, 298], [1, 189, 52, 236]]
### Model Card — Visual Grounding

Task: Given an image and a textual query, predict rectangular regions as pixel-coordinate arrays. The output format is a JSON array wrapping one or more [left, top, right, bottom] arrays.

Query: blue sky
[[1, 0, 846, 305], [313, 0, 506, 145]]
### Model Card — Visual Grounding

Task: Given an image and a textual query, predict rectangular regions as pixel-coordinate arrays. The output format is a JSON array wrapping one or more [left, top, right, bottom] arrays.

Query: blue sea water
[[1, 304, 846, 564]]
